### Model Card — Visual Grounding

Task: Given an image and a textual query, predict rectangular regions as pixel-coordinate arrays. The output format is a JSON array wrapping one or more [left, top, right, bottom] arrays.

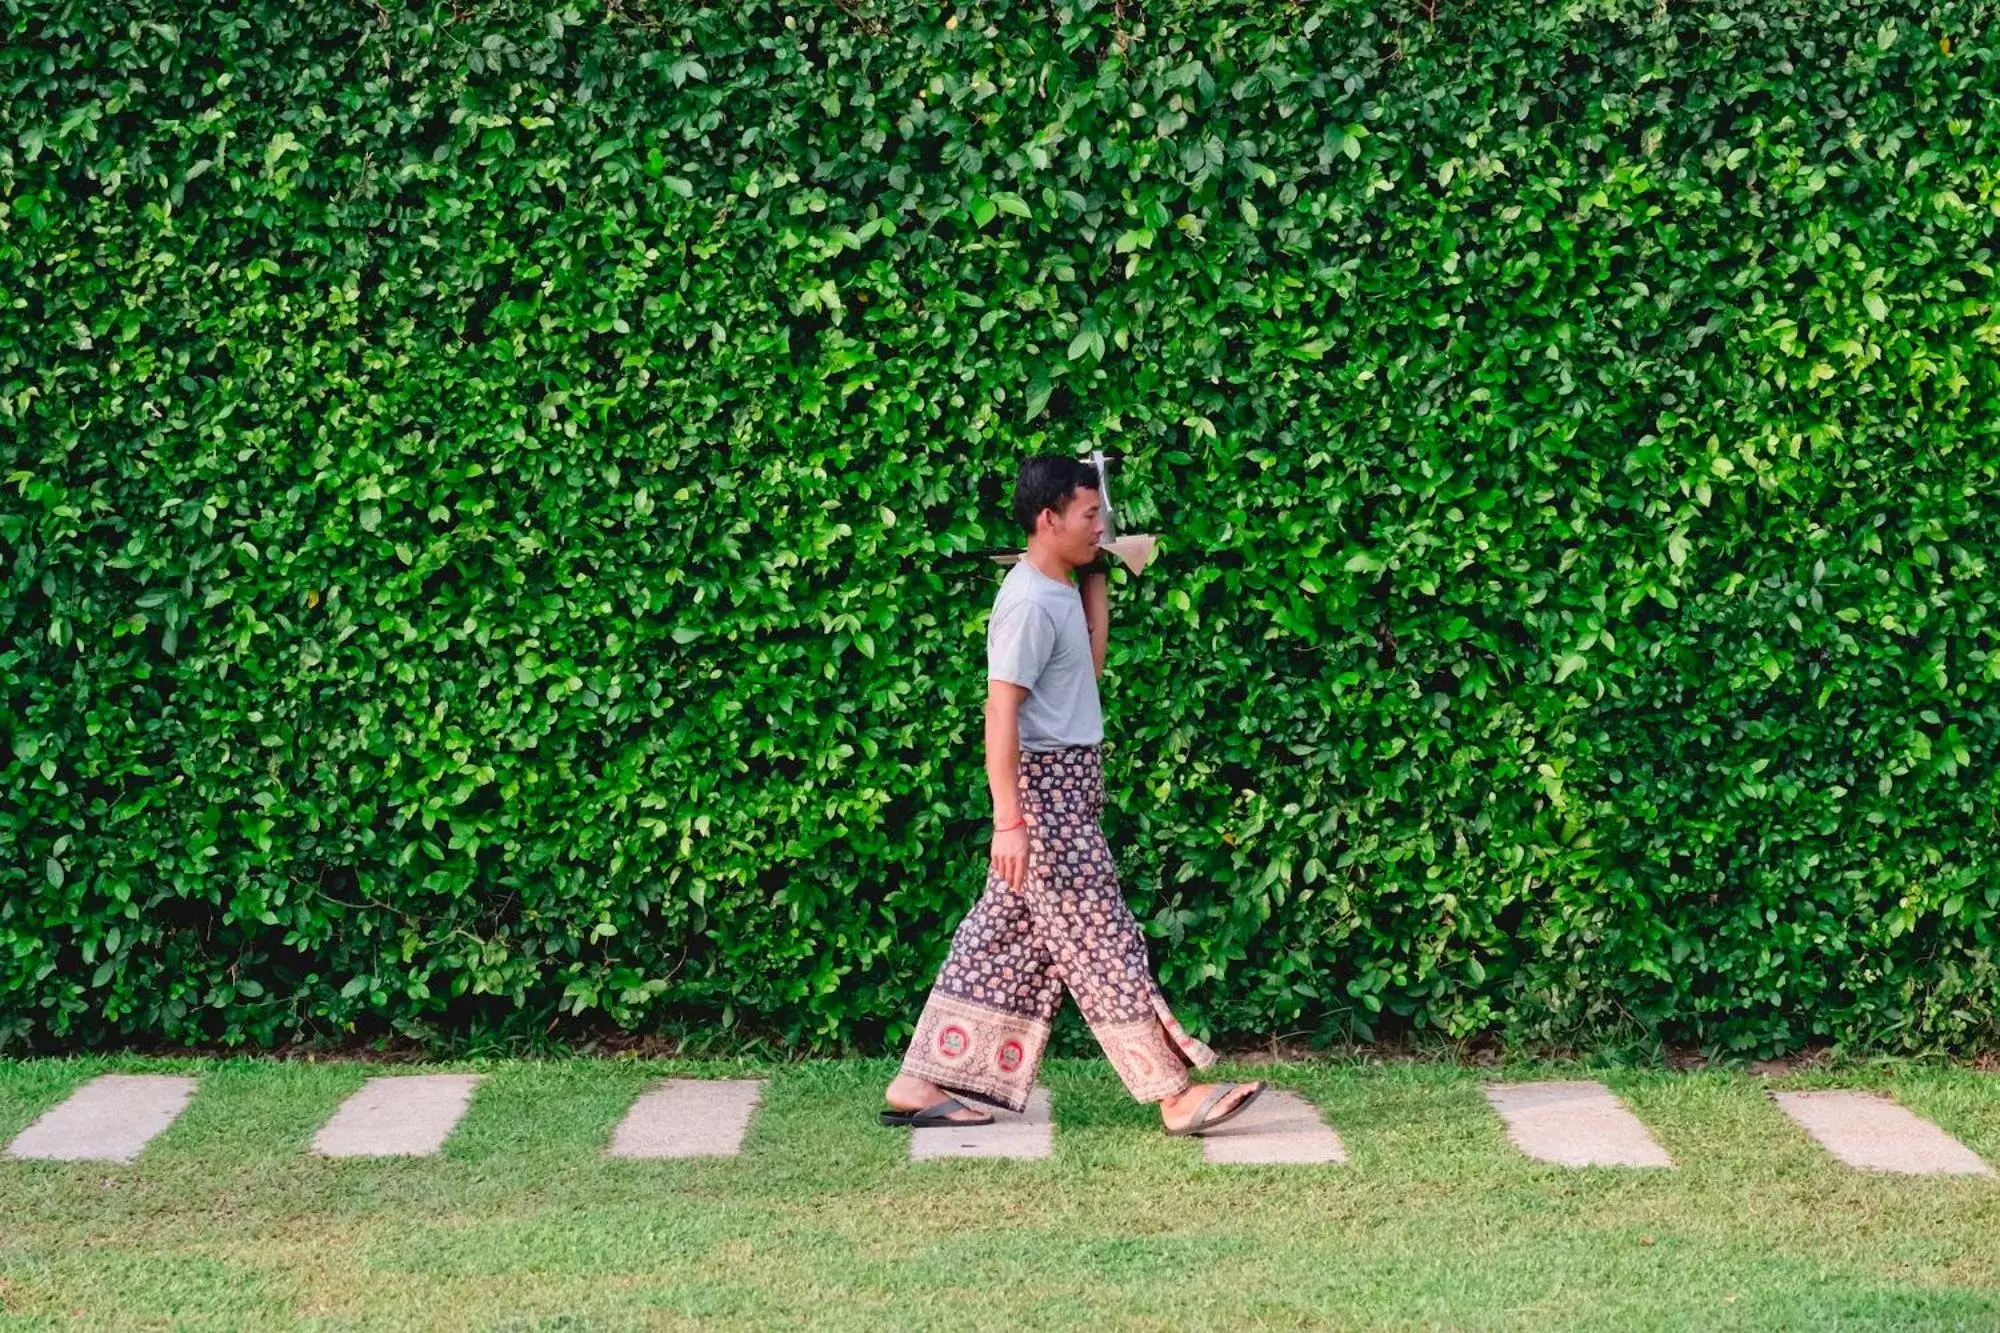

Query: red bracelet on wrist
[[994, 817, 1025, 834]]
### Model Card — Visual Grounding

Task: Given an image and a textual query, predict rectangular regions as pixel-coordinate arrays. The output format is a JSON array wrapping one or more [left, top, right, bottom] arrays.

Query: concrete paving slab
[[1484, 1079, 1673, 1168], [608, 1078, 763, 1158], [1774, 1090, 1993, 1176], [311, 1074, 482, 1158], [6, 1074, 198, 1163], [1199, 1088, 1347, 1165], [910, 1087, 1052, 1161]]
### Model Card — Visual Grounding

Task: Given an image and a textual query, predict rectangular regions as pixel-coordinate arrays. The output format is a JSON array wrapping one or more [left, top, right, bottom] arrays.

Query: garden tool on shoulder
[[949, 451, 1160, 575]]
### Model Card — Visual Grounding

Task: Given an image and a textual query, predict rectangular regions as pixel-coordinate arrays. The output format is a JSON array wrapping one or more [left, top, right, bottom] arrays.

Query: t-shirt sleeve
[[988, 597, 1056, 688]]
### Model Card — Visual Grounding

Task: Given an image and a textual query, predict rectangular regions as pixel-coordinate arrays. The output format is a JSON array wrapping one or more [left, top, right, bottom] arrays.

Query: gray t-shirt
[[987, 560, 1103, 752]]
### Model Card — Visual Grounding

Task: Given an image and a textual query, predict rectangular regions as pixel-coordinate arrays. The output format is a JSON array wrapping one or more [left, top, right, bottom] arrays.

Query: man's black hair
[[1013, 455, 1099, 536]]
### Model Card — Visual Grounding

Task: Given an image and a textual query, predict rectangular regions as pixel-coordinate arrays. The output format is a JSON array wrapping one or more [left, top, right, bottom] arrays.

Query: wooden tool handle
[[980, 533, 1159, 576]]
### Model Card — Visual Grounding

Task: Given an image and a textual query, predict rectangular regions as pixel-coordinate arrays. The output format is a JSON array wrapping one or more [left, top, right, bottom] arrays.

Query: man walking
[[881, 456, 1265, 1135]]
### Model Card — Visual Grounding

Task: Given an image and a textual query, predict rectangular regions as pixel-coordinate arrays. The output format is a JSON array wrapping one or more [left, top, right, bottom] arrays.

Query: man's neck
[[1024, 541, 1075, 583]]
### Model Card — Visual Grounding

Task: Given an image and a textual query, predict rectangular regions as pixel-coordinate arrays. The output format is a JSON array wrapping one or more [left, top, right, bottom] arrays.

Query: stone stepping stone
[[311, 1074, 482, 1158], [607, 1078, 764, 1158], [1484, 1079, 1673, 1168], [1773, 1090, 1993, 1176], [910, 1087, 1052, 1161], [6, 1074, 198, 1163], [1199, 1087, 1347, 1165]]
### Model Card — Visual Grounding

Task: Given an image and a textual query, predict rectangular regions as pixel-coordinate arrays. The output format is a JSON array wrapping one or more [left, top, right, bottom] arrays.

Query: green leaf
[[1024, 378, 1053, 420], [263, 131, 301, 171]]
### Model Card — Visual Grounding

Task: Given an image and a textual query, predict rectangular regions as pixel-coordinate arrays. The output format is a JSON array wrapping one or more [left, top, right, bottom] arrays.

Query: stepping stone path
[[1774, 1090, 1993, 1177], [1484, 1080, 1674, 1168], [909, 1087, 1053, 1161], [8, 1071, 1996, 1180], [1199, 1088, 1347, 1165], [312, 1074, 482, 1158], [6, 1074, 198, 1163], [608, 1078, 763, 1158]]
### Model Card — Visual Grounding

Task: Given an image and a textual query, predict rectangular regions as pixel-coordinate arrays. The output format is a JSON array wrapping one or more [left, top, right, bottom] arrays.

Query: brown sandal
[[1165, 1081, 1266, 1137], [879, 1097, 995, 1128]]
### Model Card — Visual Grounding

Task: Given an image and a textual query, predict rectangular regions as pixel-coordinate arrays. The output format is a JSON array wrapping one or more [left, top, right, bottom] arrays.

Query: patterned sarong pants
[[898, 744, 1217, 1113]]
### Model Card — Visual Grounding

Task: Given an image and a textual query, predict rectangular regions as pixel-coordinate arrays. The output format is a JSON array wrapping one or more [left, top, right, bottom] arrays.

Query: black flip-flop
[[1165, 1080, 1267, 1137], [879, 1096, 996, 1128]]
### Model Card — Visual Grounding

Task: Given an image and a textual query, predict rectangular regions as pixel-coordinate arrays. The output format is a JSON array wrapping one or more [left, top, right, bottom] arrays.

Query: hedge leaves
[[3, 0, 1997, 1056]]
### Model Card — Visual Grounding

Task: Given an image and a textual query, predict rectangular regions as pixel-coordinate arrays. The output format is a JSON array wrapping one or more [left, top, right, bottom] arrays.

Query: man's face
[[1040, 486, 1105, 564]]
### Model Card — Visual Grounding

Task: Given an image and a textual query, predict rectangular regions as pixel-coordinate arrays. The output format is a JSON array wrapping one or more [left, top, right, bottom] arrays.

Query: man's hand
[[990, 823, 1030, 892]]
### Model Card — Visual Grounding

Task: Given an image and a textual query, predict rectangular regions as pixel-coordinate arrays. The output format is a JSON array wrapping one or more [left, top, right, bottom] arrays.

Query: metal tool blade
[[1088, 449, 1119, 542]]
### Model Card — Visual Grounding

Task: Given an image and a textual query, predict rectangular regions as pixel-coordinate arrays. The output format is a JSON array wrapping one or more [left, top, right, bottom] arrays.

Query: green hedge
[[4, 0, 1998, 1056]]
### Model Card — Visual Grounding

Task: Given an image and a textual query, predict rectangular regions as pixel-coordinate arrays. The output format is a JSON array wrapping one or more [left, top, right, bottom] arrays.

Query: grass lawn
[[1, 1056, 1996, 1330]]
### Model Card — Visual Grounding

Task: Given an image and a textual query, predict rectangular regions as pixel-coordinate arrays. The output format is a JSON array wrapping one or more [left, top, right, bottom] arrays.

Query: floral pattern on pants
[[898, 744, 1217, 1113]]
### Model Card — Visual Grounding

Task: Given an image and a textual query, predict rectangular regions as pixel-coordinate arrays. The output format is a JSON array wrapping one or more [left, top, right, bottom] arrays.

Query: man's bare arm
[[986, 680, 1032, 890], [1080, 569, 1108, 677], [986, 680, 1029, 822]]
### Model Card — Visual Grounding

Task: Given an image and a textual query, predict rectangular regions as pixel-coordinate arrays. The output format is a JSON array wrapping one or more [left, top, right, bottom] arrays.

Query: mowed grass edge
[[0, 1057, 1995, 1332]]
